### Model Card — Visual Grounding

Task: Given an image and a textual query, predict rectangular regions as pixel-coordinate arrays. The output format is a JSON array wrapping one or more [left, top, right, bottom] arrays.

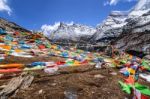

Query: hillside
[[0, 0, 150, 98], [0, 18, 30, 32]]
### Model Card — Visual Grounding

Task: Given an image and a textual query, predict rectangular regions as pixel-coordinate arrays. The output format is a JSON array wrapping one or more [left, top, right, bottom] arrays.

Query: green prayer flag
[[118, 81, 132, 94]]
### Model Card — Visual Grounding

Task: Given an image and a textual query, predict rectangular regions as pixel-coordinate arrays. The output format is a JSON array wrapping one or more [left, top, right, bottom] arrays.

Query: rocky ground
[[0, 56, 149, 99]]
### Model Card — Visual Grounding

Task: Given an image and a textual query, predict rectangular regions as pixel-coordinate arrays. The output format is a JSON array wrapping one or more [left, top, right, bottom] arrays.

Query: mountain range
[[41, 22, 96, 43], [41, 0, 150, 54], [0, 0, 149, 55]]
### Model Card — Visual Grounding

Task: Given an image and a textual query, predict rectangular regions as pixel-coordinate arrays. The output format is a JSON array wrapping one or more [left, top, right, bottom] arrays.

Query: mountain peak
[[41, 22, 96, 42], [134, 0, 150, 11], [129, 0, 150, 16]]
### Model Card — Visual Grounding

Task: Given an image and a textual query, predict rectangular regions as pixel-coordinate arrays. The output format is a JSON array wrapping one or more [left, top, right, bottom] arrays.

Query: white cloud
[[104, 0, 138, 6], [110, 0, 119, 5], [0, 0, 12, 15], [104, 1, 110, 6]]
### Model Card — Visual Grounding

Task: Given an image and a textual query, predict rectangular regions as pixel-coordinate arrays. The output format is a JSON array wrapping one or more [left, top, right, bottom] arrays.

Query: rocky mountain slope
[[90, 0, 150, 54], [0, 18, 30, 32], [41, 22, 96, 42], [115, 0, 150, 54], [91, 11, 128, 43], [92, 0, 150, 42]]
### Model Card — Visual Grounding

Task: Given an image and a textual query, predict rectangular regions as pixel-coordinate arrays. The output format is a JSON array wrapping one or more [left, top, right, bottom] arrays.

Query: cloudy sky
[[0, 0, 138, 30]]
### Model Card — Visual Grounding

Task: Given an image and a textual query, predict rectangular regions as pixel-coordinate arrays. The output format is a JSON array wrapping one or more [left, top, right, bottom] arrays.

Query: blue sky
[[0, 0, 138, 30]]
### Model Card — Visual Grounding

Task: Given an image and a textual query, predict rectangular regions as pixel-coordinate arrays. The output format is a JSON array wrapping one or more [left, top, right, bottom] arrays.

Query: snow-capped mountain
[[129, 0, 150, 16], [90, 0, 150, 54], [114, 0, 150, 54], [125, 0, 150, 33], [91, 11, 128, 43], [40, 0, 150, 54], [91, 0, 150, 41], [41, 22, 96, 42]]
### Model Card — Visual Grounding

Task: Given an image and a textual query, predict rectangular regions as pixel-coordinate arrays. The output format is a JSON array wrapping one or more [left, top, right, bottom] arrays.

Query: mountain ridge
[[0, 0, 149, 54], [0, 17, 30, 33], [41, 22, 96, 42]]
